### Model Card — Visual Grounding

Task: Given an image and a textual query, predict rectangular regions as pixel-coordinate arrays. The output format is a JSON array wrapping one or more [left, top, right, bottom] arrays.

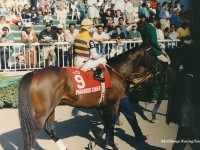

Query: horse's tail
[[18, 71, 38, 150]]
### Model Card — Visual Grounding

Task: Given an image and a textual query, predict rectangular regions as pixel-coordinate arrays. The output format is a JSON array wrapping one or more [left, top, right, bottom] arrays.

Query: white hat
[[25, 23, 32, 28], [57, 24, 64, 29]]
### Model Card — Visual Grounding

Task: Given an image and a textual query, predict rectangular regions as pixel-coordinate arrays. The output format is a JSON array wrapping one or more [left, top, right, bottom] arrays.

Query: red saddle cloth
[[66, 67, 112, 95]]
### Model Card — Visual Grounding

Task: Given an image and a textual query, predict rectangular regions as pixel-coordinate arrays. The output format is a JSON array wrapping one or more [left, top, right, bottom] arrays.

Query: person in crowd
[[126, 19, 134, 32], [38, 22, 58, 66], [156, 22, 164, 40], [43, 4, 51, 15], [87, 0, 100, 26], [150, 0, 157, 10], [165, 5, 170, 28], [164, 27, 170, 39], [74, 19, 107, 82], [138, 2, 149, 19], [137, 15, 146, 38], [176, 17, 191, 40], [159, 2, 168, 31], [113, 10, 121, 26], [117, 17, 127, 37], [0, 27, 14, 69], [20, 23, 38, 68], [101, 8, 113, 26], [50, 0, 60, 15], [170, 8, 180, 27], [56, 6, 68, 28], [76, 0, 88, 21], [155, 2, 161, 19], [124, 0, 134, 26], [142, 15, 170, 65], [43, 12, 53, 25], [113, 0, 125, 17], [0, 16, 12, 34], [103, 26, 111, 40], [110, 25, 126, 57], [65, 23, 79, 66], [169, 24, 177, 40], [30, 5, 40, 25], [133, 1, 139, 22], [127, 22, 142, 40], [39, 0, 50, 13], [21, 4, 31, 19], [106, 18, 115, 36], [55, 24, 68, 67], [93, 25, 110, 54]]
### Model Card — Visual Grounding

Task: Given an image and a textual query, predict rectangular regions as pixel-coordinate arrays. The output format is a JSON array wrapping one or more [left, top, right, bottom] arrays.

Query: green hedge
[[0, 76, 20, 108]]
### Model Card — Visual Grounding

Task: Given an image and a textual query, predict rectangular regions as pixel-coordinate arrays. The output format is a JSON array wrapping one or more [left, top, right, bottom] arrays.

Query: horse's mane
[[107, 46, 142, 65]]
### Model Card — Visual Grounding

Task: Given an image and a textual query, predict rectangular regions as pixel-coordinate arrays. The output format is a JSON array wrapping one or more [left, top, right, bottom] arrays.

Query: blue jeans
[[105, 96, 144, 145]]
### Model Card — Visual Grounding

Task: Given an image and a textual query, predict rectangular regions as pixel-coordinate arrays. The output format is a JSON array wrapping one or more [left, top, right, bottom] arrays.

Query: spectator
[[124, 0, 134, 24], [0, 16, 11, 34], [113, 10, 121, 26], [110, 26, 126, 57], [55, 24, 68, 67], [102, 8, 113, 26], [93, 25, 110, 54], [133, 1, 139, 22], [164, 27, 170, 39], [103, 26, 111, 40], [117, 17, 127, 37], [155, 2, 161, 19], [87, 0, 100, 26], [165, 5, 170, 28], [159, 2, 168, 31], [170, 8, 180, 27], [156, 22, 164, 40], [39, 0, 49, 13], [103, 0, 112, 12], [127, 22, 142, 40], [65, 23, 79, 66], [138, 2, 149, 19], [56, 6, 67, 28], [21, 4, 31, 19], [30, 6, 40, 25], [38, 22, 58, 66], [169, 24, 177, 40], [106, 18, 115, 36], [0, 27, 14, 69], [176, 18, 190, 40], [126, 19, 134, 32], [43, 12, 53, 25], [43, 4, 51, 15], [76, 0, 88, 21], [113, 0, 125, 17], [50, 0, 60, 15], [137, 15, 146, 38], [20, 23, 38, 68], [150, 0, 157, 10]]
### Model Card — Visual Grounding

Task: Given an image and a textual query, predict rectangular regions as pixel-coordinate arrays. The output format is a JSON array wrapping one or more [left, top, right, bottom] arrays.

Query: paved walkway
[[0, 101, 192, 150]]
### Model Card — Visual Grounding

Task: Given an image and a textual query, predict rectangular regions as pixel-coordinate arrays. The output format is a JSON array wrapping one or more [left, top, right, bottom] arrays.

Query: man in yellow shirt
[[176, 18, 191, 40], [74, 19, 107, 82]]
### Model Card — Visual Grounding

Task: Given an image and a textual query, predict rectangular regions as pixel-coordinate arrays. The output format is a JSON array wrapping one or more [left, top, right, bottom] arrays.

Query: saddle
[[66, 67, 112, 96]]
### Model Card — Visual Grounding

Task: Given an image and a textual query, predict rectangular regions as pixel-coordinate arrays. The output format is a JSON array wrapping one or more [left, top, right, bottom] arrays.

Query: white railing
[[0, 39, 180, 73]]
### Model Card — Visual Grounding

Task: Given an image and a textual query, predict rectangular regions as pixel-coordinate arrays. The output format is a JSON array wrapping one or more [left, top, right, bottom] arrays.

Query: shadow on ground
[[0, 107, 166, 150]]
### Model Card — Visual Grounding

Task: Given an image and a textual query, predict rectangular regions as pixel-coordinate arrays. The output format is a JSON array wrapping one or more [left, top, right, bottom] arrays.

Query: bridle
[[105, 47, 155, 87]]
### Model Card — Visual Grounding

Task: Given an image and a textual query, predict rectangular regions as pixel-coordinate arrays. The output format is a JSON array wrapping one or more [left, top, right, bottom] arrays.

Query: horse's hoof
[[151, 119, 158, 123], [88, 141, 96, 150], [105, 144, 113, 150]]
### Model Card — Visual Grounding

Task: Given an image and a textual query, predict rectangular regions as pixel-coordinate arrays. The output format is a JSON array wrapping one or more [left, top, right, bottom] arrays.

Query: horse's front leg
[[45, 111, 68, 150]]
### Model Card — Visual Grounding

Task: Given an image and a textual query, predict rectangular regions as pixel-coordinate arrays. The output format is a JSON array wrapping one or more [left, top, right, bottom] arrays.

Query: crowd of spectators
[[0, 0, 192, 69]]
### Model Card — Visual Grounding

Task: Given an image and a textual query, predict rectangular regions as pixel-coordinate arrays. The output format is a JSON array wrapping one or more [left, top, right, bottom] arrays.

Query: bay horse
[[18, 46, 150, 150]]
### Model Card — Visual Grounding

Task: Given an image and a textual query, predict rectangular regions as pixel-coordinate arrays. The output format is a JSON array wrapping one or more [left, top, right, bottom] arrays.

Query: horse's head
[[107, 46, 147, 79]]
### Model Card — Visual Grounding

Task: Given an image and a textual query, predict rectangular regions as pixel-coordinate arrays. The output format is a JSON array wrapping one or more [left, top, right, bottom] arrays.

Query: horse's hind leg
[[44, 111, 67, 150]]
